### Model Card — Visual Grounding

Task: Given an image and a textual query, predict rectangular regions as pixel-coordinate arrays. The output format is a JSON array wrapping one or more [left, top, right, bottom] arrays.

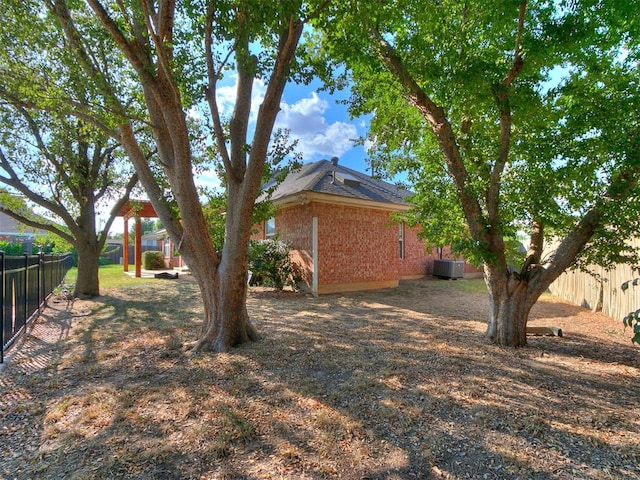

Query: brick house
[[252, 158, 479, 295], [154, 228, 185, 269]]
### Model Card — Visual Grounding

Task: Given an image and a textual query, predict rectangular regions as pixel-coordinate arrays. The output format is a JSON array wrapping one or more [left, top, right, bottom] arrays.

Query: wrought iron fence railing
[[1, 252, 74, 363]]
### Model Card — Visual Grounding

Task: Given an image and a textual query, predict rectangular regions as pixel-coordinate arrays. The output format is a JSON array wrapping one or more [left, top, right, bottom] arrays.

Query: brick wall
[[251, 221, 266, 240], [275, 204, 314, 286], [399, 223, 431, 278], [251, 199, 482, 293], [312, 202, 399, 287]]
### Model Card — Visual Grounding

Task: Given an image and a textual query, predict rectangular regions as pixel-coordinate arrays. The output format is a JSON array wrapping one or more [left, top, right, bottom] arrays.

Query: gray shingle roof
[[263, 159, 412, 206]]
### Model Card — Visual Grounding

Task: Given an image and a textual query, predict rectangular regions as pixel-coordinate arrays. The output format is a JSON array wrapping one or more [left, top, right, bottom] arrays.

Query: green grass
[[63, 267, 77, 285], [447, 277, 488, 295], [61, 264, 152, 292], [99, 264, 155, 289]]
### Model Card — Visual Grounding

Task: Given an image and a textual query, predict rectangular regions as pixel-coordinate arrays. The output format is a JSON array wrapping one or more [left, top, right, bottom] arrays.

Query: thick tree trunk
[[213, 258, 260, 350], [483, 257, 557, 347], [484, 263, 536, 347], [74, 242, 101, 298], [188, 182, 260, 352], [485, 287, 530, 347], [190, 242, 260, 353]]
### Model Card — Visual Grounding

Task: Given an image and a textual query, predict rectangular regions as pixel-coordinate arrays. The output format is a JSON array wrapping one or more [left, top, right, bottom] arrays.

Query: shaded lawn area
[[1, 276, 639, 480]]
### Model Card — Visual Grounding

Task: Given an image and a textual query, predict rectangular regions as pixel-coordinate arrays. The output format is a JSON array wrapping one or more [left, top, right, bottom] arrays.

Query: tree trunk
[[213, 257, 260, 350], [485, 287, 530, 347], [484, 263, 537, 347], [189, 186, 260, 352], [483, 254, 563, 347], [190, 245, 260, 353], [74, 241, 101, 298]]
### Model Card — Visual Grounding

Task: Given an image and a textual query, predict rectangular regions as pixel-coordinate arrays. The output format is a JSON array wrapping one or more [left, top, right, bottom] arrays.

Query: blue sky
[[275, 80, 371, 171], [194, 74, 372, 190]]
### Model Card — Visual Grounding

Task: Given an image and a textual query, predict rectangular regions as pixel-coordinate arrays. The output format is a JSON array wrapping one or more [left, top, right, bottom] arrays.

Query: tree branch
[[487, 1, 527, 225], [204, 3, 233, 176], [538, 130, 640, 290], [248, 16, 304, 194], [228, 28, 255, 183], [140, 0, 178, 97], [0, 205, 74, 245], [99, 171, 139, 242], [369, 26, 486, 240], [503, 0, 527, 88], [83, 0, 155, 87], [520, 219, 543, 277], [0, 147, 77, 228]]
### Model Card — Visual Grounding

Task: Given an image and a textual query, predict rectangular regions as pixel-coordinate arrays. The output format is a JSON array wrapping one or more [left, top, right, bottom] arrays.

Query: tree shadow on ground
[[1, 278, 638, 479]]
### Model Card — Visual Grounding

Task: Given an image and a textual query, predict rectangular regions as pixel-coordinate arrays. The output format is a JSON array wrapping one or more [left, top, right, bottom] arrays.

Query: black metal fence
[[1, 252, 74, 363]]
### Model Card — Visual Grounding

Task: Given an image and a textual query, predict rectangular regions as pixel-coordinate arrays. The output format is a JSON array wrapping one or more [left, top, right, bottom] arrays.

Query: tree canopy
[[311, 0, 640, 346], [2, 0, 326, 351], [0, 3, 139, 296]]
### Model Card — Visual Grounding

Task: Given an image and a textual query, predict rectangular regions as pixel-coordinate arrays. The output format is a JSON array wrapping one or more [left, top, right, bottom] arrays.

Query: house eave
[[271, 191, 411, 212]]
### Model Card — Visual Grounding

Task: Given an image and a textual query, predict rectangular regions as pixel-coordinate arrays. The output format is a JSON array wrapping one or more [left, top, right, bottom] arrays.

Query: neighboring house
[[253, 158, 480, 295], [141, 231, 160, 248], [155, 228, 185, 269], [0, 211, 46, 254]]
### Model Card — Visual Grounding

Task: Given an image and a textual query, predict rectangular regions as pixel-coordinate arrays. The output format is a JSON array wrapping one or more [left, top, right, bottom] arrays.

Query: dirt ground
[[1, 277, 639, 480]]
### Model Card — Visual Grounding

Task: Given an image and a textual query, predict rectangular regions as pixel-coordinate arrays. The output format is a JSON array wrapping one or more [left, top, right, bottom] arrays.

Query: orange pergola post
[[135, 215, 142, 278], [123, 217, 129, 272], [117, 200, 158, 279]]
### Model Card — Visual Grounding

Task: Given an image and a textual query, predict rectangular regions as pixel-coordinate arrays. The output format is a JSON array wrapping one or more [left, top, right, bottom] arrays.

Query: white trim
[[272, 191, 411, 212]]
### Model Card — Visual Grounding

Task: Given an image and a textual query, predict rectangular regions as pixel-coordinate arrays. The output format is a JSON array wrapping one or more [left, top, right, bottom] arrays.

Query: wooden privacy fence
[[0, 252, 74, 363], [548, 238, 640, 322]]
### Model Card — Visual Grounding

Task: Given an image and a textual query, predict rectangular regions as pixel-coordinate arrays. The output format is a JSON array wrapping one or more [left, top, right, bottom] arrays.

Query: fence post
[[1, 251, 4, 364], [38, 253, 44, 315], [23, 254, 29, 333]]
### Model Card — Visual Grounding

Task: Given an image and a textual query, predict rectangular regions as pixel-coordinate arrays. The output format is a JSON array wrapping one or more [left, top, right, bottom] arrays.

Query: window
[[398, 222, 405, 260], [164, 237, 171, 258], [266, 217, 276, 238]]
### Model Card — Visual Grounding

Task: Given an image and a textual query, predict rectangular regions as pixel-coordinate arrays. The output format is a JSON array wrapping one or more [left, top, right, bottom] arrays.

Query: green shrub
[[622, 268, 640, 345], [143, 250, 165, 270], [0, 240, 25, 256], [248, 239, 299, 290]]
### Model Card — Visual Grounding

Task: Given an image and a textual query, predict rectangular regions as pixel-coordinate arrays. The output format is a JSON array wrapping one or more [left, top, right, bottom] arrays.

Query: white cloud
[[214, 78, 358, 160], [276, 92, 357, 159], [215, 74, 267, 122]]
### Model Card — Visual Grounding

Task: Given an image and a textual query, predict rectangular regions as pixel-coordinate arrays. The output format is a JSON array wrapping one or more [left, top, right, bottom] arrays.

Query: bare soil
[[1, 277, 639, 480]]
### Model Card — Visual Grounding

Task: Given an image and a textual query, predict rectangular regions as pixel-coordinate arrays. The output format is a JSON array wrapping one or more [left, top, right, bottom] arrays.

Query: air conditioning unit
[[432, 259, 464, 279]]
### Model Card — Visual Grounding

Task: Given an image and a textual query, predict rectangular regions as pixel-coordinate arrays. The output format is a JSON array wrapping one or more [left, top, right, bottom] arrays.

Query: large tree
[[0, 102, 138, 297], [313, 0, 640, 346], [29, 0, 326, 351], [0, 1, 140, 298]]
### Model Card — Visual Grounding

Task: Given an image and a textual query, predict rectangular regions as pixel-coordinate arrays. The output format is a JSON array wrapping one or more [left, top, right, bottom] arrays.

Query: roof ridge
[[263, 158, 411, 205], [305, 159, 333, 190], [333, 161, 410, 192]]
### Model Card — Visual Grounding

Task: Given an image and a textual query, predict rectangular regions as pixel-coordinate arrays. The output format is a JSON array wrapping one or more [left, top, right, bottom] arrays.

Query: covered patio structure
[[117, 200, 158, 278]]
